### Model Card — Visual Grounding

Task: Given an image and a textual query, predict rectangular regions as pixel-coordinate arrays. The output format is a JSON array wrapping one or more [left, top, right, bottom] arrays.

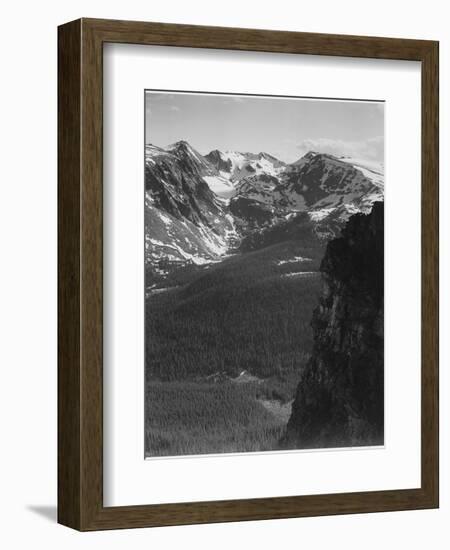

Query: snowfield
[[276, 256, 313, 266], [281, 271, 317, 278], [202, 175, 236, 199]]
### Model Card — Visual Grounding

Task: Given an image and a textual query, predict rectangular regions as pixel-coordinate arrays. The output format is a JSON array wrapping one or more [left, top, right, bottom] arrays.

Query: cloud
[[169, 105, 180, 112], [296, 136, 384, 162]]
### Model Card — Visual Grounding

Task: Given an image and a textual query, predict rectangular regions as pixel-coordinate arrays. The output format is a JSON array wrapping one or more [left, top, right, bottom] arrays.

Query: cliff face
[[284, 202, 384, 448]]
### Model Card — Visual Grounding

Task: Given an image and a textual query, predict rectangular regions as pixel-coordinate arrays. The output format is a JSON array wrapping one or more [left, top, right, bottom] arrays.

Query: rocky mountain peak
[[167, 139, 191, 150], [204, 149, 233, 173], [291, 150, 319, 166]]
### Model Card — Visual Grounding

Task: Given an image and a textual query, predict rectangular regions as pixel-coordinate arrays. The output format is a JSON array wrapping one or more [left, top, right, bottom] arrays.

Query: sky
[[145, 91, 384, 164]]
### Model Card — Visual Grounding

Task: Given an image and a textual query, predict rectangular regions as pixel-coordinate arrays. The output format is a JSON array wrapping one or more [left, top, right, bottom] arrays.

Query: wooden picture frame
[[58, 18, 439, 531]]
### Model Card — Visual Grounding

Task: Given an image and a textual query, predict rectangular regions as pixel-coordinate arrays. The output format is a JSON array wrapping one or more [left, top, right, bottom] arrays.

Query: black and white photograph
[[144, 91, 385, 458]]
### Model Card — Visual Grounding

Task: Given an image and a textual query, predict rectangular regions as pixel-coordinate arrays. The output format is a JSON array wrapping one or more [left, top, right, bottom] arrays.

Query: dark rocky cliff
[[284, 202, 384, 448]]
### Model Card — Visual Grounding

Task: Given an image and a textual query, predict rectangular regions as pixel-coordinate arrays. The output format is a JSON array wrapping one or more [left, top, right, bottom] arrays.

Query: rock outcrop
[[284, 202, 384, 448]]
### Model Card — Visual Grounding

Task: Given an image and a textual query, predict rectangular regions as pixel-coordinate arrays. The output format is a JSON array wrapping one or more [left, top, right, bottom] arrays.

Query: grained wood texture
[[58, 18, 439, 531], [57, 19, 81, 529]]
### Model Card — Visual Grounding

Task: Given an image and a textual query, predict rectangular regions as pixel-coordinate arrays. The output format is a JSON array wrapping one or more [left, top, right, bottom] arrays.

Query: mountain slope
[[146, 240, 323, 381], [145, 142, 236, 278], [230, 151, 383, 240], [145, 141, 384, 279], [285, 152, 381, 209]]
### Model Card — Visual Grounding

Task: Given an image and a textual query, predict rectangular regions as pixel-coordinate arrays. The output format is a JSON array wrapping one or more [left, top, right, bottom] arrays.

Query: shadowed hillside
[[284, 202, 384, 449]]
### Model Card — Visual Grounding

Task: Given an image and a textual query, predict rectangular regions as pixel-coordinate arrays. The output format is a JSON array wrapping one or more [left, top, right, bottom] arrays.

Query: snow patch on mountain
[[282, 271, 317, 278], [206, 150, 286, 182], [308, 207, 336, 222], [202, 175, 236, 199], [145, 203, 234, 274], [276, 256, 312, 266], [158, 211, 172, 226], [337, 157, 384, 187]]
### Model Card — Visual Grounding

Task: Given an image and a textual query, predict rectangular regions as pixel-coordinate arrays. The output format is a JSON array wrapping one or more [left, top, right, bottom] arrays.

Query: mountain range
[[145, 139, 384, 280]]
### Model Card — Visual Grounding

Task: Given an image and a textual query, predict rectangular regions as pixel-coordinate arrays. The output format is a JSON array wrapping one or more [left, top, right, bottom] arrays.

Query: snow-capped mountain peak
[[291, 151, 319, 168], [164, 140, 215, 175], [166, 139, 197, 155], [145, 141, 238, 277], [145, 141, 384, 280], [337, 156, 384, 189], [205, 149, 286, 182], [229, 151, 384, 236]]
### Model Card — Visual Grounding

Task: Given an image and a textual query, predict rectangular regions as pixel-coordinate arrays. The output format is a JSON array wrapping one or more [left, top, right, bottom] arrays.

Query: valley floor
[[145, 379, 292, 457]]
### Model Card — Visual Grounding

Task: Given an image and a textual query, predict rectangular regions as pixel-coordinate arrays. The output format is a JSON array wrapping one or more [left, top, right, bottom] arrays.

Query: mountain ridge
[[145, 140, 384, 280]]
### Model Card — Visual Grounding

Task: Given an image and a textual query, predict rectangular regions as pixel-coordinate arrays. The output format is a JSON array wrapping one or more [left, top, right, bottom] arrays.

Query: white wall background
[[0, 0, 447, 547]]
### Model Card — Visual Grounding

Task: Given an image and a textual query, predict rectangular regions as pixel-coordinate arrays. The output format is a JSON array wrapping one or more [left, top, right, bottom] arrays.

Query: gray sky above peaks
[[145, 91, 384, 164]]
